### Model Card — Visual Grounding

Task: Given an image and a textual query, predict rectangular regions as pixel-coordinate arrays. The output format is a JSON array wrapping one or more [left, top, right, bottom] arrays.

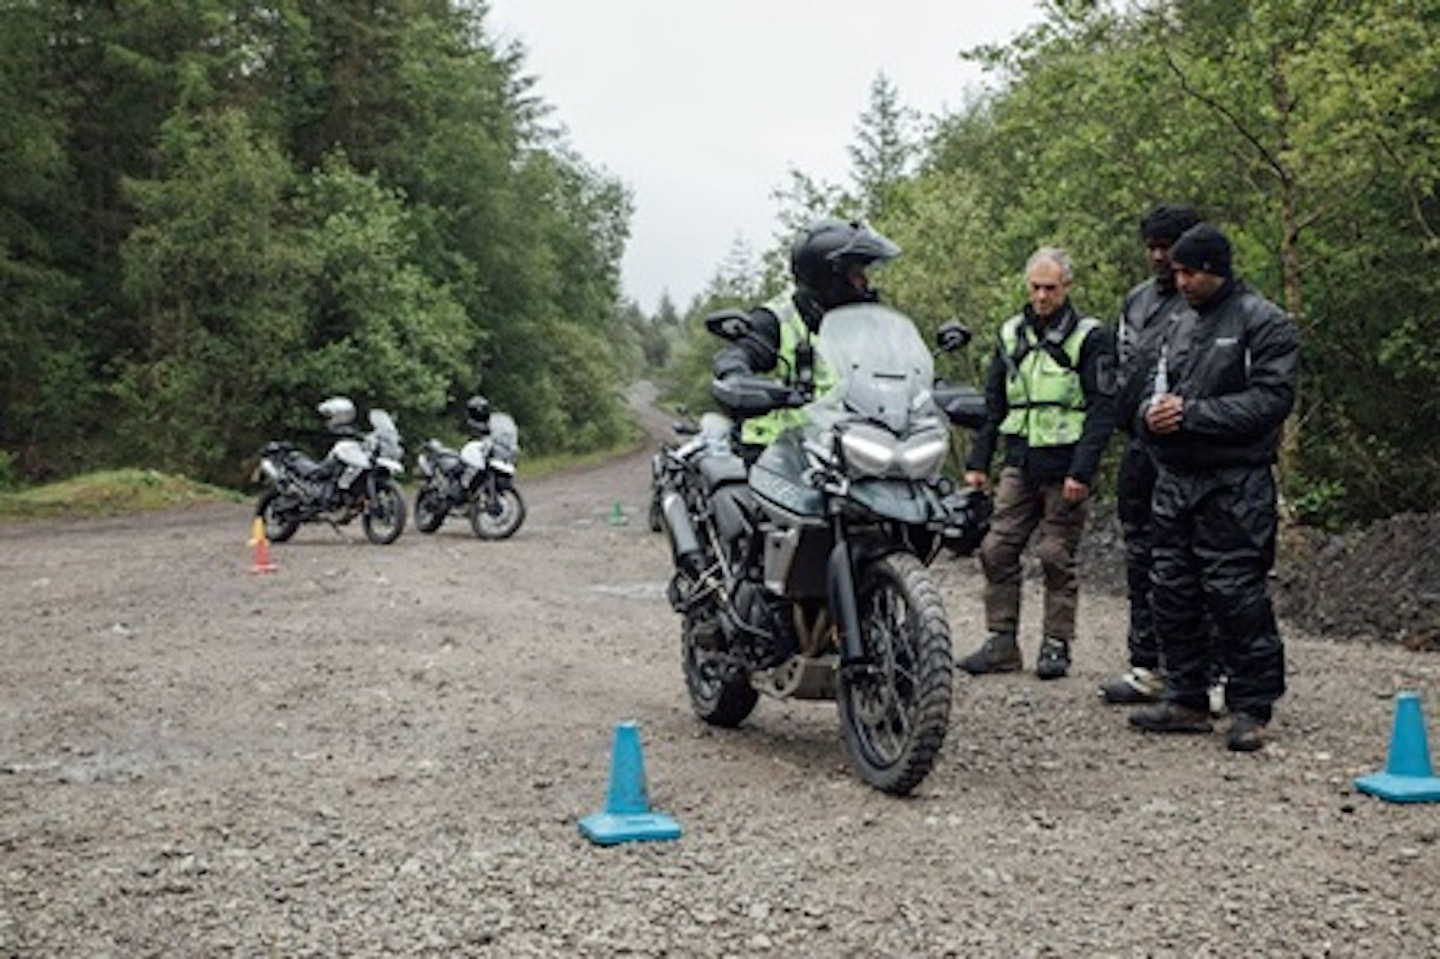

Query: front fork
[[825, 515, 868, 668]]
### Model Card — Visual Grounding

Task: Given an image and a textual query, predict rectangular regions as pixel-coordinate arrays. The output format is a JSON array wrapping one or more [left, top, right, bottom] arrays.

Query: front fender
[[847, 479, 946, 526]]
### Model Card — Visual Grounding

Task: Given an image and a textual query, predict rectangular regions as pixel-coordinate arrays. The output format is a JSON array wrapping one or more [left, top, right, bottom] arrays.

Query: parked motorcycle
[[255, 397, 408, 546], [647, 407, 702, 533], [659, 304, 988, 795], [413, 395, 526, 539]]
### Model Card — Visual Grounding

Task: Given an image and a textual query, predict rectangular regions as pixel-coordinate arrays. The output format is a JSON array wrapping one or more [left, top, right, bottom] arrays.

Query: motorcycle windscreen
[[368, 409, 404, 460], [808, 303, 940, 435]]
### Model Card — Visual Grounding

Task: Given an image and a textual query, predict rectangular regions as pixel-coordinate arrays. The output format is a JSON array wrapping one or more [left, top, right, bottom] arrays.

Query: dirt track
[[2, 397, 1439, 956]]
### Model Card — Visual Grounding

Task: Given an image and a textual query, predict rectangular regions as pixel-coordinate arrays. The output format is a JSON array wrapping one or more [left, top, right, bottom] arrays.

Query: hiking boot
[[957, 631, 1021, 675], [1226, 712, 1267, 752], [1099, 666, 1163, 704], [1035, 636, 1071, 680], [1129, 702, 1214, 734]]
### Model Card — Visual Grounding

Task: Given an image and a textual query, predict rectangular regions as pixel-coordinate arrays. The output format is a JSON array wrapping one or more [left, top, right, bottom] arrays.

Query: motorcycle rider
[[712, 216, 900, 460]]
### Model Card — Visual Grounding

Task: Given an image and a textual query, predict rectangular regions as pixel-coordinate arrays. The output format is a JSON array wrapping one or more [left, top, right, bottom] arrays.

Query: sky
[[483, 1, 1046, 315]]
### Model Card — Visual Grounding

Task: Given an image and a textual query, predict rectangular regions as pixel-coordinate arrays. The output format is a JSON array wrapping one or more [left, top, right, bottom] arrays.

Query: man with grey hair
[[957, 247, 1117, 680]]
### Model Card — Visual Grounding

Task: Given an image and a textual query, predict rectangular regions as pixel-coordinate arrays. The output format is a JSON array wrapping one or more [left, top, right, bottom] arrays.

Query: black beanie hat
[[1169, 222, 1233, 278], [1139, 203, 1200, 244]]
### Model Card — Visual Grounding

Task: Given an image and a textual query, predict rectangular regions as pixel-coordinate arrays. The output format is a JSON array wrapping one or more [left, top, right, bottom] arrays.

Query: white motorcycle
[[255, 397, 408, 546], [413, 395, 526, 540]]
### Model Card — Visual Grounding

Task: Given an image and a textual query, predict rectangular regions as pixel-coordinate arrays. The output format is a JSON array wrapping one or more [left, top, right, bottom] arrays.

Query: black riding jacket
[[1116, 275, 1188, 438], [1125, 280, 1300, 472]]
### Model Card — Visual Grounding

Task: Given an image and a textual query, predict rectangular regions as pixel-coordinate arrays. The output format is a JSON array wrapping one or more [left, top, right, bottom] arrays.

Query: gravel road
[[2, 395, 1438, 957]]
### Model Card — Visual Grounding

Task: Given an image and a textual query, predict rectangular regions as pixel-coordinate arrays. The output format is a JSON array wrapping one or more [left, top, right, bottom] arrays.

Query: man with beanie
[[957, 247, 1116, 681], [1123, 222, 1300, 752], [1100, 203, 1212, 705]]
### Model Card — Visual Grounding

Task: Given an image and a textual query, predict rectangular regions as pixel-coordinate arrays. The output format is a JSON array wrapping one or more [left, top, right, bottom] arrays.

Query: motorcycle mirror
[[705, 308, 751, 341], [936, 320, 973, 353]]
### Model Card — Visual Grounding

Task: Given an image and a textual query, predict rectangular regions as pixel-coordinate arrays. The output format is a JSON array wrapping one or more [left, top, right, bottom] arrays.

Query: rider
[[713, 216, 900, 459]]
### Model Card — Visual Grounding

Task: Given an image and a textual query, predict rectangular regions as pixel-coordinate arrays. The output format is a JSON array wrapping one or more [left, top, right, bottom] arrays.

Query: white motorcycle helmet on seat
[[317, 396, 357, 432]]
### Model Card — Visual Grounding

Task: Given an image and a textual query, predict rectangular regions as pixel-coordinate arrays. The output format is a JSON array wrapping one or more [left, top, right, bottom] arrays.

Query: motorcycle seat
[[288, 452, 323, 475]]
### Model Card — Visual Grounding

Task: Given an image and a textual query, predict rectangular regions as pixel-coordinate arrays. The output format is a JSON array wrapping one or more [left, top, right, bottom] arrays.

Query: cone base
[[250, 563, 278, 574], [578, 810, 681, 845], [1355, 771, 1440, 803]]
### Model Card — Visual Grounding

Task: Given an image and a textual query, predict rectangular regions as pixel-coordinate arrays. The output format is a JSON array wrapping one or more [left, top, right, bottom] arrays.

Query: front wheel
[[413, 487, 446, 534], [837, 551, 953, 796], [469, 486, 525, 539], [362, 478, 407, 545], [681, 607, 758, 728], [257, 490, 300, 543]]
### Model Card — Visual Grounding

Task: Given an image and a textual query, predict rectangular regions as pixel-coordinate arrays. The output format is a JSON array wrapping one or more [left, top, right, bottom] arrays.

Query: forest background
[[1, 0, 1435, 530]]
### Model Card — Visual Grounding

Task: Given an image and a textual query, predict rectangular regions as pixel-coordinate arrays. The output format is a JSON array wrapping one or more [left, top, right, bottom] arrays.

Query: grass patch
[[0, 430, 645, 523], [0, 469, 245, 522]]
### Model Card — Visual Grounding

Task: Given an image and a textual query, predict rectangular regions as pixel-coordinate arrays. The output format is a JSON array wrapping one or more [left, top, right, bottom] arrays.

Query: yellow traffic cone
[[248, 516, 278, 574]]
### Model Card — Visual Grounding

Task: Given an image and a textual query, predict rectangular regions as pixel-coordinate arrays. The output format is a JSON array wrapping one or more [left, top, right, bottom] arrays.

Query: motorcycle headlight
[[839, 424, 900, 478], [257, 459, 280, 482], [897, 429, 950, 479], [839, 424, 950, 479]]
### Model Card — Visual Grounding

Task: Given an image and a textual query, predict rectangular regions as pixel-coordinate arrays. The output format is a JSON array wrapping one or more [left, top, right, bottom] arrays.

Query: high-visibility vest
[[740, 293, 829, 446], [998, 313, 1099, 447]]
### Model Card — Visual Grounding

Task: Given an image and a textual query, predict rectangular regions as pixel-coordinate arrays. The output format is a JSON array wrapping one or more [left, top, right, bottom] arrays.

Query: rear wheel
[[362, 478, 407, 545], [414, 487, 446, 534], [837, 551, 953, 796], [257, 491, 300, 543], [469, 486, 525, 539]]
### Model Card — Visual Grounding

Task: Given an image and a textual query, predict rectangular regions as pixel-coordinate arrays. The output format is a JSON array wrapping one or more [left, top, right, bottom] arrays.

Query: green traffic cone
[[608, 501, 629, 526]]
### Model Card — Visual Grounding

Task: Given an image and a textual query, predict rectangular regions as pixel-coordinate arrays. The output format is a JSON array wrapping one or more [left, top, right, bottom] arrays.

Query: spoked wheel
[[837, 551, 953, 795], [362, 478, 407, 545], [681, 606, 758, 727], [257, 491, 300, 543], [414, 487, 446, 534], [469, 486, 525, 539]]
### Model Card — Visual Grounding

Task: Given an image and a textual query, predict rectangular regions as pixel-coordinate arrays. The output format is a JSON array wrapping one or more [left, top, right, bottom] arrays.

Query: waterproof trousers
[[1151, 465, 1286, 721], [1117, 438, 1160, 670]]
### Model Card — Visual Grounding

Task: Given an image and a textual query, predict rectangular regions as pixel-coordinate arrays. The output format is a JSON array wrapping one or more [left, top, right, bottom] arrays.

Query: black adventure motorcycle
[[255, 397, 408, 546], [660, 303, 988, 795]]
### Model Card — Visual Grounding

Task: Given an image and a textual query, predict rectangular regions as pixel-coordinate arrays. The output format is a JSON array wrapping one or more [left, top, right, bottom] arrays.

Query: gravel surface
[[3, 394, 1439, 957]]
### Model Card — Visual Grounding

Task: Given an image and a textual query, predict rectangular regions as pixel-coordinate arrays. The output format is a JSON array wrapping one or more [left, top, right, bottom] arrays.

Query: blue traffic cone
[[1354, 691, 1440, 803], [579, 721, 681, 845]]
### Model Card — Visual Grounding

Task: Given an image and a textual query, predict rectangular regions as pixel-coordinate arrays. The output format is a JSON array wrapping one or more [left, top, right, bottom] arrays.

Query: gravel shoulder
[[2, 398, 1438, 957]]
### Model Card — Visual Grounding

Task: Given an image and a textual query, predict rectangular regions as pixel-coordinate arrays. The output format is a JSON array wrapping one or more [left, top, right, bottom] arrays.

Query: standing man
[[1099, 203, 1200, 704], [1126, 223, 1299, 751], [957, 247, 1116, 680]]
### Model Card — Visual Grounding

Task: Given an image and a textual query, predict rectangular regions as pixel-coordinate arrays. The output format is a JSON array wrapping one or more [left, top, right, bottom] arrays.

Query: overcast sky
[[483, 1, 1045, 314]]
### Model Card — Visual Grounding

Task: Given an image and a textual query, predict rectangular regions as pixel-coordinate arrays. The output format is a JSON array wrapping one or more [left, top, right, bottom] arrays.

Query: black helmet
[[790, 218, 900, 317], [464, 394, 491, 430]]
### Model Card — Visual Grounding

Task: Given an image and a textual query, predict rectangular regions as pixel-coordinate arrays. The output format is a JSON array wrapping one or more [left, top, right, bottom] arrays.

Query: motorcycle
[[413, 408, 526, 539], [660, 303, 988, 795], [647, 407, 702, 533], [255, 399, 408, 546]]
